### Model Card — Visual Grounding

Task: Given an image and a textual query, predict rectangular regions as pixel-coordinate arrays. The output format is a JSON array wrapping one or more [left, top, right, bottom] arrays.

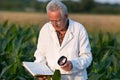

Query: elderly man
[[34, 0, 92, 80]]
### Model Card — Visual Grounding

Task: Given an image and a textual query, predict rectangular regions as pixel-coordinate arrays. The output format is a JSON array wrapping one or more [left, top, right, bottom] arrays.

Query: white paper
[[22, 61, 53, 77]]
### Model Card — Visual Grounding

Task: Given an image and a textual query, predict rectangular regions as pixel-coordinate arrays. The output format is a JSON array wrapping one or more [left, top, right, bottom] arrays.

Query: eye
[[50, 18, 63, 24]]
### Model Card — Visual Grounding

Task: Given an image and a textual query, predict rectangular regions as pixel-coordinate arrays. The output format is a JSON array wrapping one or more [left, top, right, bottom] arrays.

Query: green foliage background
[[0, 21, 120, 80]]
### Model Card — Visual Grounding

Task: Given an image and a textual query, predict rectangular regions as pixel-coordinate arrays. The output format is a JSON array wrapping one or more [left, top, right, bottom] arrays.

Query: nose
[[51, 21, 59, 26], [52, 21, 57, 24], [53, 23, 58, 27]]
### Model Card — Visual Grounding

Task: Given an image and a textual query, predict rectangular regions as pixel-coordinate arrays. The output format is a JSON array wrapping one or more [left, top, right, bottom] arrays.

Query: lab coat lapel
[[49, 24, 61, 50], [52, 30, 73, 52], [52, 31, 60, 48], [60, 27, 74, 51], [59, 19, 74, 51]]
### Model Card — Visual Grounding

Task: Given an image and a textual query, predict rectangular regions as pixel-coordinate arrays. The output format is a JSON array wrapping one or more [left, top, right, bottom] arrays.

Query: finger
[[60, 61, 73, 71], [61, 61, 69, 69], [38, 76, 46, 80], [38, 78, 46, 80], [61, 62, 68, 68]]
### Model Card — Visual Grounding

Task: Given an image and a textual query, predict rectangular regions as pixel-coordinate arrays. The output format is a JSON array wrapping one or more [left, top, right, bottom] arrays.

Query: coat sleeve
[[70, 26, 92, 73], [34, 26, 47, 64]]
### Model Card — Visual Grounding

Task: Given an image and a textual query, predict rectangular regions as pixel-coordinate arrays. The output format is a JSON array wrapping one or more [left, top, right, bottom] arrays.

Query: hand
[[37, 76, 47, 80], [60, 61, 73, 71]]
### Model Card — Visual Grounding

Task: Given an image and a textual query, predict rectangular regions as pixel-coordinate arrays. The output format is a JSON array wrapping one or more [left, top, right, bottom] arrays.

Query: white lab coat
[[34, 19, 92, 80]]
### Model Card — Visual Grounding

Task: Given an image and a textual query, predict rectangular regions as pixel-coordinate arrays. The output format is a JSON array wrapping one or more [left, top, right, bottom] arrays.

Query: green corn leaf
[[88, 73, 104, 80], [110, 54, 118, 72], [101, 49, 111, 62], [52, 69, 61, 80], [0, 65, 12, 79], [2, 20, 8, 27]]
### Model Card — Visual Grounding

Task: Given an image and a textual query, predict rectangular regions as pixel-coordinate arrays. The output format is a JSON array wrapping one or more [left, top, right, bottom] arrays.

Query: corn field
[[0, 21, 120, 80]]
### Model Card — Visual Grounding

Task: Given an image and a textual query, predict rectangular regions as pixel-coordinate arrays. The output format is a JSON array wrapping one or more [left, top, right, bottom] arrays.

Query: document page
[[22, 62, 54, 77]]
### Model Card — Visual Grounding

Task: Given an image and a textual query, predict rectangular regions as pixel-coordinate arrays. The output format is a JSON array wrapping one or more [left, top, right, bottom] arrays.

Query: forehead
[[48, 10, 62, 20]]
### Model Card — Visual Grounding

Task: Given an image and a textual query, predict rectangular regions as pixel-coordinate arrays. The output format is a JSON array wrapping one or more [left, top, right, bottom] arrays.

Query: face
[[48, 10, 68, 31]]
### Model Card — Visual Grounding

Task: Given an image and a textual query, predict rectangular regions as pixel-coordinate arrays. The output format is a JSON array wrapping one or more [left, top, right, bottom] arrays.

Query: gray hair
[[46, 0, 68, 17]]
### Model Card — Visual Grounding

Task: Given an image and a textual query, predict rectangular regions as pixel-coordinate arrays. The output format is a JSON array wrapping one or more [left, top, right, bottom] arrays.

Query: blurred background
[[0, 0, 120, 80]]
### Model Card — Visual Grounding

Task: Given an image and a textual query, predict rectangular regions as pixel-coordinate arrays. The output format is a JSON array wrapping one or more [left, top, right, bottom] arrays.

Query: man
[[34, 0, 92, 80]]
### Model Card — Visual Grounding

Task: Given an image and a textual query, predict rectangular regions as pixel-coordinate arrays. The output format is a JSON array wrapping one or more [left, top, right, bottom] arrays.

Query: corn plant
[[88, 31, 120, 80], [0, 20, 39, 80], [0, 21, 120, 80]]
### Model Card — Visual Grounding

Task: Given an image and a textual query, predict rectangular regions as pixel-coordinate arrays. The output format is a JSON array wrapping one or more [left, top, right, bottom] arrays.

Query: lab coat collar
[[60, 19, 74, 49], [68, 19, 74, 33]]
